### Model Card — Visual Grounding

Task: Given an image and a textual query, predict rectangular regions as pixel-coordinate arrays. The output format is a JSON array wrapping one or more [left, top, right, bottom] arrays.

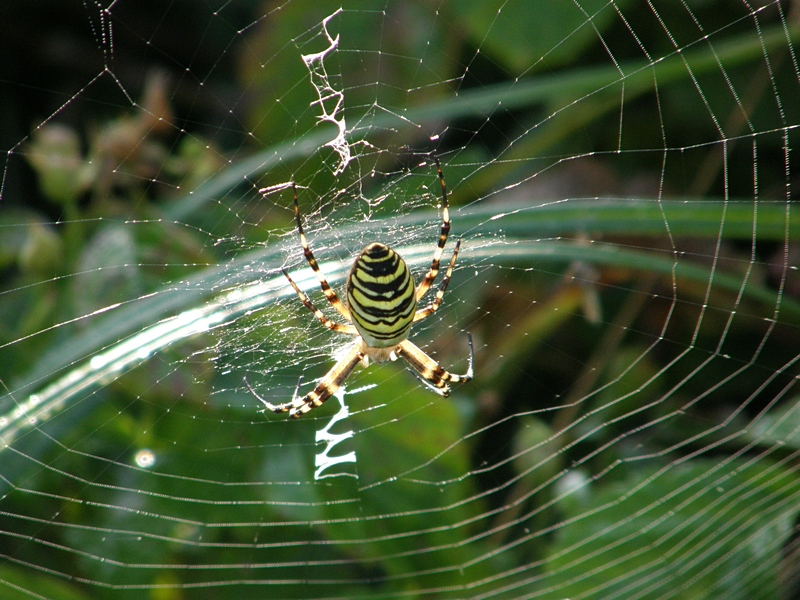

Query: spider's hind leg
[[415, 156, 452, 301], [413, 238, 461, 323], [281, 268, 357, 335], [290, 183, 352, 320]]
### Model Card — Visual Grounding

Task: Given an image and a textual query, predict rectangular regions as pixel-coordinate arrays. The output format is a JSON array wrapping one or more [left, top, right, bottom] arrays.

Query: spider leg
[[396, 333, 474, 397], [257, 344, 365, 418], [415, 156, 451, 301], [246, 376, 285, 412], [291, 183, 352, 320], [282, 268, 357, 335], [413, 238, 461, 323]]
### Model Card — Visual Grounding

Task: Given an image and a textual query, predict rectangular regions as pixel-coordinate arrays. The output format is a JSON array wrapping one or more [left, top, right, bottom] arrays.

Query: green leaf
[[546, 459, 800, 598], [449, 0, 628, 74]]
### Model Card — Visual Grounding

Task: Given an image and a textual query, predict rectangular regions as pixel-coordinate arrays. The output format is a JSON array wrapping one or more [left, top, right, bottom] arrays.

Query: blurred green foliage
[[2, 1, 800, 598]]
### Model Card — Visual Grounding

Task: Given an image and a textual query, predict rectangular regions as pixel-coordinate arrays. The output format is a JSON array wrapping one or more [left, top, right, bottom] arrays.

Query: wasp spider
[[251, 158, 473, 418]]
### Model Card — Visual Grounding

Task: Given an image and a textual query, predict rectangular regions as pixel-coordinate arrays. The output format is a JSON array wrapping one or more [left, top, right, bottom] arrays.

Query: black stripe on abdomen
[[347, 243, 417, 347]]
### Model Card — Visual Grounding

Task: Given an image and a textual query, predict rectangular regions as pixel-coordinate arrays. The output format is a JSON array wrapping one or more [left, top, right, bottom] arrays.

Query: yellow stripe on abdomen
[[346, 243, 416, 348]]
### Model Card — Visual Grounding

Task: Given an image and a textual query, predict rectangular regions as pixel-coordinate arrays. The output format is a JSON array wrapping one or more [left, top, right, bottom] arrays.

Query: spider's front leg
[[250, 344, 365, 418], [396, 332, 474, 397]]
